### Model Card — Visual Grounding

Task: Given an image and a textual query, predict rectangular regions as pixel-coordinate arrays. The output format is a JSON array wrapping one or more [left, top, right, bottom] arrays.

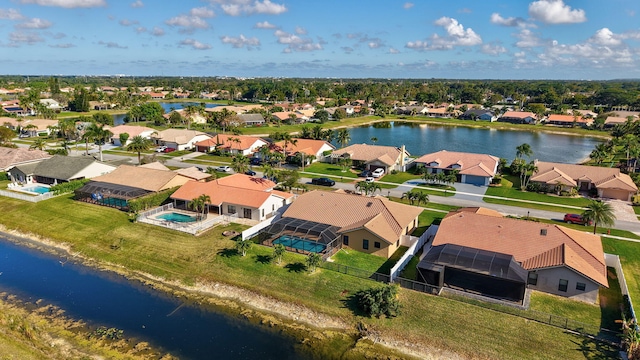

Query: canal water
[[0, 237, 311, 360], [113, 102, 219, 125], [342, 122, 602, 164]]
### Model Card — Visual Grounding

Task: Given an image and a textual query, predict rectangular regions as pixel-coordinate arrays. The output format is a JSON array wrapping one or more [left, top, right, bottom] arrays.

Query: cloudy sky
[[1, 0, 640, 79]]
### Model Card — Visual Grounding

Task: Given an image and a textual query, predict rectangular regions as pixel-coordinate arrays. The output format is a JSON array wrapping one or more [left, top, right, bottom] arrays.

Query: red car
[[163, 147, 176, 153], [563, 213, 591, 225]]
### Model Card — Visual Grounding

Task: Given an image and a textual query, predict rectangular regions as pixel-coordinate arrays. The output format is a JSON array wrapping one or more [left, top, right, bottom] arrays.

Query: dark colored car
[[250, 158, 262, 165], [245, 169, 257, 176], [163, 147, 176, 153], [563, 213, 591, 225], [311, 177, 335, 186], [359, 170, 372, 177]]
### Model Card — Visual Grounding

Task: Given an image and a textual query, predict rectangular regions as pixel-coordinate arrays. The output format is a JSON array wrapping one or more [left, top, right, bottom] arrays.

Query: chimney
[[540, 229, 547, 236], [400, 144, 406, 167]]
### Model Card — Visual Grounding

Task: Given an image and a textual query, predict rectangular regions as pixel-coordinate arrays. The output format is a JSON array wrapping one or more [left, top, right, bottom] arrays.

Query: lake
[[341, 122, 602, 164], [0, 237, 312, 360], [113, 101, 219, 125]]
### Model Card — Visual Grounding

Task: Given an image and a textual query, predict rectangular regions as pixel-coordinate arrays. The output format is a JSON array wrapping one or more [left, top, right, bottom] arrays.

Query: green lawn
[[330, 249, 387, 273], [602, 238, 640, 308], [193, 154, 234, 163], [0, 195, 620, 359], [302, 162, 359, 178], [380, 171, 421, 184]]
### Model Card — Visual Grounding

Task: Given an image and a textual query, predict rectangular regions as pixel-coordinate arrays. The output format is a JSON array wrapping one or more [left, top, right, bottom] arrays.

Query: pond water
[[0, 237, 311, 360], [113, 102, 219, 125], [339, 122, 602, 164]]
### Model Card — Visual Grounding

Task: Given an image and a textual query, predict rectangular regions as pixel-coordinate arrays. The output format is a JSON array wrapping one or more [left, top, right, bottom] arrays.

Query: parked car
[[365, 177, 375, 183], [359, 170, 372, 177], [163, 147, 176, 153], [311, 177, 335, 186], [217, 165, 232, 172], [196, 166, 205, 172], [250, 158, 262, 165], [371, 168, 385, 178], [245, 169, 257, 176], [155, 146, 167, 153], [563, 213, 591, 225]]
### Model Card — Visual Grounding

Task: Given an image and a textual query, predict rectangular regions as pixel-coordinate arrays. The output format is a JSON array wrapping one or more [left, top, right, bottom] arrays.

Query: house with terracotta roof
[[259, 190, 423, 258], [107, 125, 156, 146], [0, 147, 52, 173], [330, 143, 411, 173], [75, 164, 192, 209], [151, 129, 212, 151], [2, 118, 59, 137], [194, 134, 268, 156], [529, 161, 637, 201], [170, 174, 294, 221], [499, 111, 538, 124], [546, 114, 593, 128], [272, 138, 335, 163], [418, 207, 608, 304], [140, 162, 211, 182], [8, 155, 116, 185], [414, 150, 499, 186]]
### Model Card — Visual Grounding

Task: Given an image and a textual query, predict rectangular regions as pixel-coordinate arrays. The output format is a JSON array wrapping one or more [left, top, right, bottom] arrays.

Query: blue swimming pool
[[273, 235, 326, 253], [22, 185, 50, 194], [157, 212, 197, 223]]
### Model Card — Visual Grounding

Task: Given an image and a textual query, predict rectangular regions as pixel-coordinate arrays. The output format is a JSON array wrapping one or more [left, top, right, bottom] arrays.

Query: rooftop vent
[[540, 229, 547, 236], [366, 202, 373, 207]]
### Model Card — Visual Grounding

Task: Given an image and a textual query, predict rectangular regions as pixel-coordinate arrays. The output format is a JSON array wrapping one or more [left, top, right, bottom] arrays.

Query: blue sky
[[1, 0, 640, 79]]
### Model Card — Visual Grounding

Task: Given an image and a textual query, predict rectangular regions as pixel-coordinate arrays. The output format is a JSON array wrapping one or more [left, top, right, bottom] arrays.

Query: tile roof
[[331, 144, 407, 165], [91, 165, 189, 192], [501, 111, 537, 119], [139, 162, 170, 171], [106, 125, 155, 138], [414, 150, 499, 177], [0, 147, 51, 170], [434, 208, 607, 286], [196, 134, 266, 151], [281, 191, 423, 244], [531, 161, 637, 192], [547, 114, 591, 124], [273, 138, 335, 156], [153, 129, 210, 144], [171, 179, 293, 208], [213, 173, 277, 191], [174, 166, 211, 181]]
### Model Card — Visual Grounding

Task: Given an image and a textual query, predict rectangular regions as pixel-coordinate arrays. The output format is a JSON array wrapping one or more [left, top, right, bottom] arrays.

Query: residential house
[[604, 116, 635, 129], [139, 162, 211, 182], [418, 207, 608, 304], [8, 155, 116, 185], [330, 143, 411, 173], [151, 129, 212, 151], [75, 164, 192, 209], [546, 114, 593, 128], [499, 111, 538, 124], [237, 114, 266, 126], [260, 190, 423, 258], [39, 99, 63, 112], [170, 174, 294, 221], [414, 150, 499, 186], [0, 147, 52, 174], [424, 107, 456, 118], [194, 134, 268, 156], [272, 138, 335, 163], [271, 111, 303, 124], [107, 125, 156, 146], [88, 101, 111, 111], [529, 161, 638, 201], [459, 109, 497, 122]]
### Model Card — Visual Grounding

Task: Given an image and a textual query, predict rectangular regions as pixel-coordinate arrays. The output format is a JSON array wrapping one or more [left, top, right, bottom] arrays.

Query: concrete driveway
[[451, 182, 488, 202], [607, 199, 639, 223]]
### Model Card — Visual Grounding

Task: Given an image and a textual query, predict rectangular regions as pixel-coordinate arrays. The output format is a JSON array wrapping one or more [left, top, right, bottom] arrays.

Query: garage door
[[465, 175, 486, 186], [601, 188, 631, 201]]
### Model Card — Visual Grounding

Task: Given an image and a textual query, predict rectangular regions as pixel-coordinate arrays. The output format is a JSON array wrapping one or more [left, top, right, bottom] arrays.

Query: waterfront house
[[8, 155, 116, 185], [272, 138, 335, 163], [458, 109, 497, 122], [413, 150, 499, 186], [418, 207, 607, 304], [529, 161, 637, 201], [237, 114, 266, 126], [546, 114, 593, 128], [498, 111, 538, 124], [107, 125, 156, 146], [195, 134, 268, 156], [140, 162, 211, 182], [151, 129, 212, 151], [604, 116, 636, 129], [330, 143, 411, 173]]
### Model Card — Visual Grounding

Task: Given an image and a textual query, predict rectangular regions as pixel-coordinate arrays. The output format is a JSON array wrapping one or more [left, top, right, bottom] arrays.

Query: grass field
[[0, 195, 621, 359], [302, 162, 359, 178]]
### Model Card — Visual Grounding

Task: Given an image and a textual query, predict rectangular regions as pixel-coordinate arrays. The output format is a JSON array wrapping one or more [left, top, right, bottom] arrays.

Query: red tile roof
[[414, 150, 499, 177]]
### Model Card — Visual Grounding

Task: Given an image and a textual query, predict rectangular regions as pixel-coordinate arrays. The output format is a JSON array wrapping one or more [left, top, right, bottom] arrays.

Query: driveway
[[451, 182, 488, 202], [607, 199, 639, 223]]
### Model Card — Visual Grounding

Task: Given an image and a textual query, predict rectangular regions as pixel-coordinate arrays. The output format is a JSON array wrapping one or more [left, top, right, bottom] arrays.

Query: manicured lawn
[[330, 248, 387, 273], [398, 250, 422, 280], [0, 195, 619, 360], [302, 162, 358, 178], [602, 238, 640, 308], [529, 292, 603, 328], [193, 154, 234, 163], [380, 171, 421, 184], [486, 175, 592, 207]]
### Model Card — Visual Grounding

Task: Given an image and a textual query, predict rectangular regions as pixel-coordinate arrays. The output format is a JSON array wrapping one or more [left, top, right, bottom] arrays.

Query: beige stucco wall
[[528, 266, 601, 303], [75, 163, 117, 180], [341, 228, 398, 258]]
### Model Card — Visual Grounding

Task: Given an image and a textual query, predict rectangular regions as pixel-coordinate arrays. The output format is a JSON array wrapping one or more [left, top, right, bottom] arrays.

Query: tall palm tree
[[29, 137, 47, 151], [337, 128, 351, 148], [126, 135, 153, 164], [515, 143, 533, 160], [582, 200, 616, 234], [84, 124, 113, 162], [262, 163, 278, 181], [231, 154, 250, 173]]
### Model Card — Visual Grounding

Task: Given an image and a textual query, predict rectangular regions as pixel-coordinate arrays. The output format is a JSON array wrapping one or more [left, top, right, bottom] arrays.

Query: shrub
[[390, 169, 398, 175], [0, 172, 8, 181], [127, 187, 178, 213], [354, 284, 400, 318], [51, 178, 89, 195]]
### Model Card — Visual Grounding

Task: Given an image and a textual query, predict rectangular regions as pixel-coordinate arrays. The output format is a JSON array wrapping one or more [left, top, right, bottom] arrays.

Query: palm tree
[[29, 137, 47, 151], [126, 135, 153, 164], [520, 161, 538, 190], [189, 196, 204, 219], [235, 238, 252, 257], [279, 132, 297, 161], [273, 244, 286, 265], [196, 194, 210, 220], [337, 128, 351, 148], [401, 190, 419, 205], [84, 123, 113, 161], [515, 143, 533, 160], [355, 181, 381, 196], [262, 163, 278, 181], [582, 200, 616, 234], [305, 252, 322, 273], [231, 154, 250, 174]]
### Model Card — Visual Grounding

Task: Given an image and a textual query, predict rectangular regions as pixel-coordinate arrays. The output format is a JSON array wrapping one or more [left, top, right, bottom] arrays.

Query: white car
[[217, 165, 232, 172], [155, 146, 167, 153], [365, 177, 375, 182], [371, 168, 385, 178]]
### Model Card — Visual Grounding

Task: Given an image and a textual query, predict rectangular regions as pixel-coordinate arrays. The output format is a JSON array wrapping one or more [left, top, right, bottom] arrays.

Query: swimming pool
[[22, 185, 50, 194], [157, 212, 197, 223], [273, 235, 326, 253]]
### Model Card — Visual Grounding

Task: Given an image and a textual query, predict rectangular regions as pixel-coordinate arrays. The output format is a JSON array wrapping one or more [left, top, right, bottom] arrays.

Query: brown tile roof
[[414, 150, 499, 177], [331, 144, 407, 165], [153, 129, 211, 144], [175, 166, 211, 181], [106, 125, 155, 138], [139, 162, 170, 171], [502, 111, 537, 119], [213, 173, 277, 191], [273, 138, 334, 156], [91, 165, 189, 192], [171, 179, 293, 208], [531, 161, 637, 192], [547, 114, 591, 124], [0, 147, 52, 170], [281, 191, 423, 244], [196, 134, 266, 151], [435, 208, 608, 286]]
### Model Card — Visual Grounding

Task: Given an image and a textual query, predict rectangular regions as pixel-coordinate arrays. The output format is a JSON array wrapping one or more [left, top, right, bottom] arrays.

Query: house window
[[558, 279, 568, 292], [396, 240, 399, 247], [527, 272, 538, 286], [343, 236, 349, 246], [374, 241, 381, 249], [227, 205, 236, 214], [363, 239, 369, 250], [261, 209, 264, 217], [576, 282, 586, 291]]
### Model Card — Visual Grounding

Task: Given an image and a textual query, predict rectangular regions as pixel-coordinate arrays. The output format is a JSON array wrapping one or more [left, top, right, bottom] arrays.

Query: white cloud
[[255, 21, 277, 29], [215, 0, 287, 16], [151, 26, 165, 36], [389, 47, 399, 54], [403, 2, 414, 9], [135, 26, 146, 34], [165, 15, 209, 33], [405, 40, 428, 50], [368, 40, 382, 49], [190, 7, 215, 18], [220, 34, 260, 49], [180, 38, 212, 50], [589, 28, 622, 46], [119, 19, 139, 26], [295, 26, 306, 35], [9, 31, 44, 44], [98, 40, 128, 49], [481, 43, 507, 56], [18, 0, 106, 8], [407, 17, 481, 50], [49, 43, 75, 48], [0, 8, 24, 20], [514, 29, 546, 48], [130, 0, 143, 8], [274, 29, 322, 52], [490, 13, 530, 28], [528, 0, 586, 24], [16, 18, 52, 29]]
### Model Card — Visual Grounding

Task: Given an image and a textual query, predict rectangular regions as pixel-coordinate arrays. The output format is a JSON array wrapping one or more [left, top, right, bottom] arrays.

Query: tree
[[338, 156, 352, 172], [354, 285, 400, 318], [278, 169, 300, 191], [29, 137, 48, 151], [126, 135, 153, 164], [305, 252, 322, 273], [262, 163, 278, 181], [119, 133, 130, 146], [314, 109, 329, 123], [84, 123, 113, 161], [235, 238, 252, 257], [515, 143, 533, 160], [273, 244, 286, 265], [0, 127, 15, 145], [230, 154, 250, 174], [519, 161, 538, 190], [582, 200, 616, 234], [355, 181, 381, 196], [93, 112, 113, 126], [337, 128, 351, 148], [401, 189, 428, 206]]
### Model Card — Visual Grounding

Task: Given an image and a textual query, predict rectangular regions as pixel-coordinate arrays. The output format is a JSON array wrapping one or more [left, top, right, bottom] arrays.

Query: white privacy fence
[[389, 225, 438, 281], [0, 189, 55, 203], [605, 253, 636, 321]]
